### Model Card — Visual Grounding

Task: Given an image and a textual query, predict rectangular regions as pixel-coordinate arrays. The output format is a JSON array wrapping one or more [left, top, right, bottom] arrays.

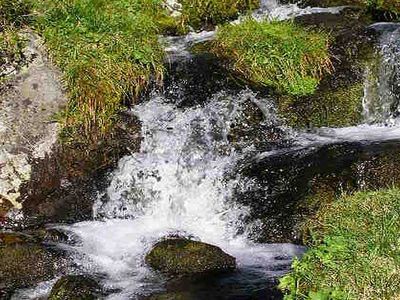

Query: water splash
[[54, 91, 303, 299]]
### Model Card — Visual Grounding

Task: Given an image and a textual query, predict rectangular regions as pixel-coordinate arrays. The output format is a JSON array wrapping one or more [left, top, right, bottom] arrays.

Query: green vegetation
[[32, 0, 173, 142], [280, 188, 400, 300], [211, 19, 332, 96], [0, 0, 31, 76], [180, 0, 259, 30], [278, 82, 364, 128]]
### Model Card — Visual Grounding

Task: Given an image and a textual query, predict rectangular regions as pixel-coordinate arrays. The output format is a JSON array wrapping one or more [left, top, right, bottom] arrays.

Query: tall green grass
[[180, 0, 259, 30], [33, 0, 172, 142], [211, 19, 332, 96], [0, 0, 31, 75], [280, 188, 400, 300]]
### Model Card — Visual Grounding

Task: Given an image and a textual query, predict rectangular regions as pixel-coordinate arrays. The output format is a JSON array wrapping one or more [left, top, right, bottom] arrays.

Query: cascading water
[[43, 91, 303, 300], [363, 23, 400, 125]]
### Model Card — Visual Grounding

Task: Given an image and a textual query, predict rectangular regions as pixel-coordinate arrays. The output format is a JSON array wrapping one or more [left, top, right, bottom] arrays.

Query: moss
[[145, 238, 236, 275], [280, 188, 400, 300], [180, 0, 259, 30], [211, 19, 332, 96], [0, 244, 65, 290], [49, 275, 101, 300], [278, 82, 364, 128]]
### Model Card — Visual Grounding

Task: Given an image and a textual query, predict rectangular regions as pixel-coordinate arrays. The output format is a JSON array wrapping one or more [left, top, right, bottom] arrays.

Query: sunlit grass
[[211, 19, 332, 96], [180, 0, 259, 30], [32, 0, 171, 143], [280, 188, 400, 300]]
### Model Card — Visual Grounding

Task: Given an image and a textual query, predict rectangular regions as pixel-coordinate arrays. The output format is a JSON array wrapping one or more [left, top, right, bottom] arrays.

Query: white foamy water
[[363, 24, 400, 125], [51, 91, 303, 299]]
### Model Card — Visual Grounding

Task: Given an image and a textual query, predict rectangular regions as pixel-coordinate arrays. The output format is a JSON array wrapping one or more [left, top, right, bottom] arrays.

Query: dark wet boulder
[[145, 238, 236, 275], [49, 275, 102, 300]]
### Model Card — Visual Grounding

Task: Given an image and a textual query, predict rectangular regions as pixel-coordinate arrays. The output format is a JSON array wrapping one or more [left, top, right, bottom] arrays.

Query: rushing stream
[[12, 2, 400, 300]]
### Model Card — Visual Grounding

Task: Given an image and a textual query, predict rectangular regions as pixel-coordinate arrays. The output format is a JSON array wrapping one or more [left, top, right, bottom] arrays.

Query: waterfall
[[47, 91, 303, 299], [363, 24, 400, 125]]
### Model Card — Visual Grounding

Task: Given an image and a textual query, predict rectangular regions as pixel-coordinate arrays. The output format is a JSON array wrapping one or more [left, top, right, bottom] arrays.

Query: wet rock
[[48, 275, 102, 300], [228, 97, 290, 152], [0, 242, 66, 292], [146, 238, 236, 275], [234, 140, 400, 243], [277, 8, 378, 128]]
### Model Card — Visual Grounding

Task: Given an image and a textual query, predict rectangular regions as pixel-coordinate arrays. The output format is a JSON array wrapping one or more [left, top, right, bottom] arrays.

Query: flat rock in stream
[[146, 238, 236, 275]]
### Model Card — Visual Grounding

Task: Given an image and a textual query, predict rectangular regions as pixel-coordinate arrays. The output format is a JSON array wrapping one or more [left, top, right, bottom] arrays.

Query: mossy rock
[[145, 238, 236, 275], [0, 243, 66, 291], [276, 7, 378, 128], [278, 82, 364, 128], [49, 275, 102, 300]]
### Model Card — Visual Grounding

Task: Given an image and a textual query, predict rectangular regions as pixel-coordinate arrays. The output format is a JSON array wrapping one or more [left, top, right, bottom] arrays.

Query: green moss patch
[[278, 82, 364, 128], [280, 188, 400, 300], [211, 19, 332, 96]]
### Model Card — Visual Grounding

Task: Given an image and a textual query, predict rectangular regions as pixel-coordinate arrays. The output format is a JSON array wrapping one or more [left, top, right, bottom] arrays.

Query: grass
[[180, 0, 259, 30], [0, 0, 31, 77], [211, 19, 332, 96], [280, 188, 400, 300], [366, 0, 400, 17], [32, 0, 174, 143]]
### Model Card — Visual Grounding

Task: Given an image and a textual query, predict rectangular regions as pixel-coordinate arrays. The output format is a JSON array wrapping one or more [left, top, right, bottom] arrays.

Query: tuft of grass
[[280, 188, 400, 300], [366, 0, 400, 18], [211, 19, 333, 96], [0, 0, 31, 30], [0, 0, 31, 78], [180, 0, 259, 30], [32, 0, 172, 143]]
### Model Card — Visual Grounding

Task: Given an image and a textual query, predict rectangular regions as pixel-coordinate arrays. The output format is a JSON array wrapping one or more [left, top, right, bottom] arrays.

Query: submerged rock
[[146, 238, 236, 275], [49, 275, 102, 300]]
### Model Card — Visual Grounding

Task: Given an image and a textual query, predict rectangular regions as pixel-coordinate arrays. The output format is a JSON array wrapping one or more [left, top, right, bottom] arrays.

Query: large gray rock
[[0, 30, 67, 211]]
